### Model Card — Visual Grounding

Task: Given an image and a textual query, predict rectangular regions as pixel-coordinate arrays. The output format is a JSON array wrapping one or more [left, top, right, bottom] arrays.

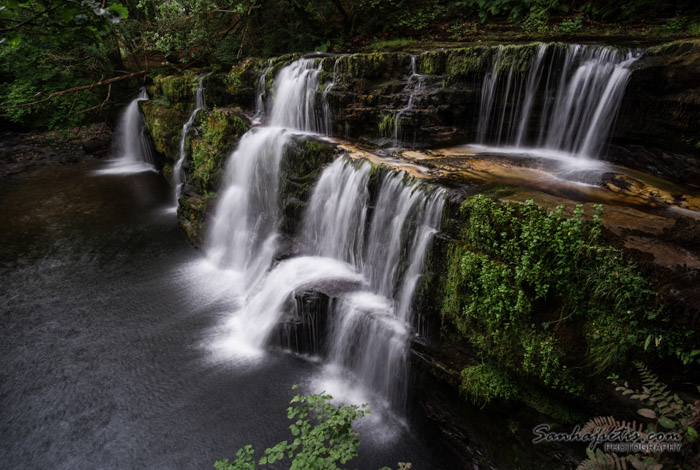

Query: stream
[[0, 161, 445, 469]]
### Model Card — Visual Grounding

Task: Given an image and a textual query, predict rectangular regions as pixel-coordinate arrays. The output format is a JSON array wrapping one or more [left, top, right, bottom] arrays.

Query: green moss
[[440, 195, 683, 406], [418, 50, 447, 75], [278, 139, 338, 236], [646, 39, 700, 57], [178, 192, 217, 246], [378, 114, 396, 136], [156, 74, 190, 103], [188, 108, 249, 191], [139, 100, 186, 162], [460, 363, 520, 406]]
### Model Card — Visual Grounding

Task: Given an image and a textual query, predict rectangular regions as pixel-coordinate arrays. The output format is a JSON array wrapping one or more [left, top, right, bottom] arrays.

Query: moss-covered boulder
[[187, 108, 249, 192], [139, 100, 187, 163]]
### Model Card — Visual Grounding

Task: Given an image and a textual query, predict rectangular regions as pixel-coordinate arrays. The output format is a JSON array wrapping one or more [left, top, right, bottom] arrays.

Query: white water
[[206, 57, 444, 413], [96, 89, 155, 175], [253, 60, 273, 124], [392, 55, 425, 148], [173, 74, 210, 206], [321, 58, 340, 136], [302, 158, 445, 408], [476, 44, 640, 160]]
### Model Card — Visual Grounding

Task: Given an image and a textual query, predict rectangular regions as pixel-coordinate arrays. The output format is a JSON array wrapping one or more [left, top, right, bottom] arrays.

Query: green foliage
[[0, 36, 117, 129], [215, 386, 369, 470], [576, 364, 700, 470], [521, 7, 550, 34], [0, 0, 128, 46], [441, 195, 693, 404], [460, 364, 520, 405], [558, 17, 583, 35]]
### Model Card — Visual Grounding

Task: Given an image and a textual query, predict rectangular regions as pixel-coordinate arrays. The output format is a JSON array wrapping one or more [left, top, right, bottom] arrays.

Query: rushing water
[[0, 160, 445, 469], [173, 74, 210, 205], [207, 58, 444, 413], [475, 44, 640, 159], [95, 89, 155, 174], [300, 158, 444, 408]]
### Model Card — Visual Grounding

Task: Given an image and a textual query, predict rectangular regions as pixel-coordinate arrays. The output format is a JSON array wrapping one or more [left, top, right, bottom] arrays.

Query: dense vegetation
[[2, 0, 700, 131], [441, 196, 699, 411]]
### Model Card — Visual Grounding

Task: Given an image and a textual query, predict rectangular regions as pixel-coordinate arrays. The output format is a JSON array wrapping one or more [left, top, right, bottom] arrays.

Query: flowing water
[[392, 55, 425, 148], [173, 74, 210, 206], [0, 160, 444, 469], [301, 158, 445, 408], [95, 89, 155, 175], [207, 58, 445, 414], [475, 44, 640, 159]]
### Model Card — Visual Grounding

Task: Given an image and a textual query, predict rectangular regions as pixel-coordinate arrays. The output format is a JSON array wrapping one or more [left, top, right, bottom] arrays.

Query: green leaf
[[637, 408, 657, 419], [686, 426, 698, 442], [109, 3, 129, 19], [658, 416, 675, 429]]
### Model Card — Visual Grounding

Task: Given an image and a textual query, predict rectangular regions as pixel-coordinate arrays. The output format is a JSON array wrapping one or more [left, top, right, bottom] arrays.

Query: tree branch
[[3, 70, 146, 109]]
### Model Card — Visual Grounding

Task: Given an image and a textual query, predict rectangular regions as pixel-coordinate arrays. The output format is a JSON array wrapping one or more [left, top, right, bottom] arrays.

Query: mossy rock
[[139, 100, 186, 162], [187, 108, 249, 192], [278, 138, 338, 236], [153, 74, 196, 104], [177, 192, 217, 247]]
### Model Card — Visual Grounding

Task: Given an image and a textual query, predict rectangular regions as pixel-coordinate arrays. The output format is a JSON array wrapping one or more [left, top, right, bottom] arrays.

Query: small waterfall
[[253, 60, 273, 124], [476, 44, 640, 158], [98, 88, 154, 174], [269, 58, 324, 133], [321, 58, 340, 136], [392, 56, 425, 148], [207, 58, 325, 288], [302, 158, 445, 408], [173, 74, 210, 204], [207, 127, 290, 288], [301, 158, 371, 267]]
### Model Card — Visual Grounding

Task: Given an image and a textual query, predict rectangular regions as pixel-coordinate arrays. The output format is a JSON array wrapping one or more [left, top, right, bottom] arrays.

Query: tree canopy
[[1, 0, 699, 130]]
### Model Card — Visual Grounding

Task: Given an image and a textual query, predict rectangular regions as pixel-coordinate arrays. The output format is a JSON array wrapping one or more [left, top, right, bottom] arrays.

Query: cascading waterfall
[[392, 55, 425, 148], [207, 58, 324, 287], [302, 158, 445, 407], [207, 57, 444, 411], [97, 88, 154, 174], [173, 74, 210, 205], [476, 44, 640, 158]]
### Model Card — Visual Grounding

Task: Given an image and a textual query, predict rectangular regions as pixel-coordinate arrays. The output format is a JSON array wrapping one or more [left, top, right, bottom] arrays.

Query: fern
[[580, 416, 645, 438], [577, 449, 628, 470]]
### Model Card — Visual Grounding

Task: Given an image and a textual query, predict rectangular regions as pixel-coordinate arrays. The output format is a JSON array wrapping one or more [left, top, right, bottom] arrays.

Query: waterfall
[[302, 158, 445, 408], [253, 60, 273, 124], [476, 44, 640, 159], [392, 56, 425, 148], [269, 58, 324, 133], [207, 58, 325, 287], [97, 88, 154, 174], [321, 58, 340, 136], [207, 57, 444, 411], [173, 74, 210, 205]]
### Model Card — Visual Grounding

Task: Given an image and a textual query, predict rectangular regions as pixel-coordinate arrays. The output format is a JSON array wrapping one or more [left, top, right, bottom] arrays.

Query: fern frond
[[576, 449, 628, 470], [580, 416, 645, 437]]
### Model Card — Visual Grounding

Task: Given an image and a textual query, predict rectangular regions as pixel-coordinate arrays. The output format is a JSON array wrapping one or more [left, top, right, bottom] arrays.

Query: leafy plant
[[576, 363, 699, 470], [559, 17, 583, 35], [215, 386, 369, 470], [441, 195, 696, 405]]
